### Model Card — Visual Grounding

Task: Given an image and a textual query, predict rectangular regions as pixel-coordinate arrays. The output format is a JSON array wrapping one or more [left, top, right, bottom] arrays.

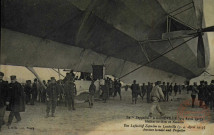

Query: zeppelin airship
[[1, 0, 214, 84]]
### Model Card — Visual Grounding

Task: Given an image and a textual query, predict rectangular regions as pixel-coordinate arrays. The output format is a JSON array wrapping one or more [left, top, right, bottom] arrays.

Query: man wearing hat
[[209, 80, 214, 111], [24, 80, 32, 105], [46, 77, 60, 117], [146, 82, 153, 103], [64, 77, 77, 110], [31, 78, 38, 105], [88, 80, 96, 108], [6, 75, 25, 126], [0, 72, 8, 131], [198, 81, 205, 107], [191, 82, 199, 108], [149, 81, 165, 117], [130, 80, 140, 104]]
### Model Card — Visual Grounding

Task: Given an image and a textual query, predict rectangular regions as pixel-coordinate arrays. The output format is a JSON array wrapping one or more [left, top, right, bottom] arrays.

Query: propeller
[[162, 0, 214, 68]]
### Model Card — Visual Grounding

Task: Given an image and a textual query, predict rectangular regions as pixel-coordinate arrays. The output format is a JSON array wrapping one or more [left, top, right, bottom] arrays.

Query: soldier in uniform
[[56, 80, 64, 106], [41, 80, 47, 103], [6, 75, 25, 126], [147, 82, 153, 103], [31, 79, 38, 105], [45, 77, 60, 117], [24, 80, 32, 104], [101, 84, 108, 103], [89, 80, 96, 108], [161, 82, 167, 101], [166, 82, 170, 101], [178, 84, 182, 94], [141, 83, 147, 101], [204, 81, 210, 109], [113, 80, 122, 100], [209, 80, 214, 111], [198, 81, 204, 107], [64, 78, 77, 111], [109, 78, 114, 96], [191, 82, 199, 108], [0, 72, 8, 131], [105, 78, 110, 99], [169, 83, 173, 95], [130, 80, 140, 104], [174, 83, 178, 96]]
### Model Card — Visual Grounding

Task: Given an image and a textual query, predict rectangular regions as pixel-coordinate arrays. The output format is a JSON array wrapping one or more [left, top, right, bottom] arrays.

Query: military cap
[[157, 81, 161, 84], [10, 75, 16, 80], [51, 77, 56, 80], [0, 72, 4, 76], [200, 81, 204, 84], [26, 80, 31, 83]]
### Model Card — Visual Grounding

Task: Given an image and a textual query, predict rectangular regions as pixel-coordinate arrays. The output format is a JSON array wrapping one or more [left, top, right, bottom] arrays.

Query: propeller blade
[[162, 30, 196, 39], [201, 26, 214, 32], [197, 34, 205, 68]]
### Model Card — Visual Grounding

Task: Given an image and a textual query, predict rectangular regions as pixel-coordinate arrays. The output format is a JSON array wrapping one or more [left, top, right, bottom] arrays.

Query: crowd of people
[[0, 70, 214, 131], [129, 80, 214, 116], [129, 80, 185, 104], [188, 80, 214, 109]]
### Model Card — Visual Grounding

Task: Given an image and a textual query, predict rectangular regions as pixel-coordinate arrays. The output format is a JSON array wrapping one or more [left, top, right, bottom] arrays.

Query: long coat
[[6, 82, 25, 112], [64, 81, 77, 98], [0, 80, 8, 108], [46, 83, 60, 100]]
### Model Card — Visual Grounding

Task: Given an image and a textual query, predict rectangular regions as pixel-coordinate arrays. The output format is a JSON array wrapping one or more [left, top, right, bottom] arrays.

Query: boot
[[51, 113, 55, 117], [148, 113, 152, 117]]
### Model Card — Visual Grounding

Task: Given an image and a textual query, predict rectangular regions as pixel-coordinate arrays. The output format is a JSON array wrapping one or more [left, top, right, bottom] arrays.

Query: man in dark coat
[[191, 82, 199, 108], [89, 81, 96, 108], [209, 80, 214, 111], [109, 78, 114, 96], [31, 79, 38, 105], [198, 81, 205, 107], [64, 78, 77, 111], [102, 82, 108, 103], [165, 82, 170, 101], [178, 84, 182, 94], [147, 82, 153, 103], [113, 80, 122, 100], [131, 80, 140, 104], [6, 75, 25, 126], [0, 72, 8, 131], [174, 83, 178, 96], [141, 83, 147, 101], [203, 81, 210, 109], [169, 83, 173, 95], [46, 77, 60, 117], [24, 80, 32, 105], [161, 82, 167, 101]]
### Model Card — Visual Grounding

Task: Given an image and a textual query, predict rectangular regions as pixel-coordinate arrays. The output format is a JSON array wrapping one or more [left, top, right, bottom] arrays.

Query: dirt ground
[[1, 89, 214, 135]]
